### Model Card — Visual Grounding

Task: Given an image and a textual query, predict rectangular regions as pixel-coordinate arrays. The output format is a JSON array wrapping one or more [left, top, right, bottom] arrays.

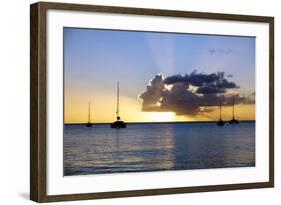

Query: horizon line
[[64, 120, 255, 125]]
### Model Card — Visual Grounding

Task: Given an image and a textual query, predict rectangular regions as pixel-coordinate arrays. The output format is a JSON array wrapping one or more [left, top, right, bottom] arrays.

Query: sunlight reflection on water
[[64, 122, 255, 176]]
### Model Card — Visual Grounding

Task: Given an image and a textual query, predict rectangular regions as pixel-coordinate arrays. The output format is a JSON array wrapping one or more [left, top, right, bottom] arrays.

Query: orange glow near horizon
[[63, 28, 256, 124], [64, 92, 255, 123]]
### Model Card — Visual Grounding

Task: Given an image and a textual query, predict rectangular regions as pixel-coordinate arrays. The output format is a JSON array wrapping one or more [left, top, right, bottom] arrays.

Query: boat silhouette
[[216, 101, 225, 126], [111, 82, 127, 129], [229, 96, 239, 124], [86, 102, 92, 127]]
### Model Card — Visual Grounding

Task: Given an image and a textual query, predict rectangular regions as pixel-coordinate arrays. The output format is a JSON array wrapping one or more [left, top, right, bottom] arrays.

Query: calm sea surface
[[64, 122, 255, 176]]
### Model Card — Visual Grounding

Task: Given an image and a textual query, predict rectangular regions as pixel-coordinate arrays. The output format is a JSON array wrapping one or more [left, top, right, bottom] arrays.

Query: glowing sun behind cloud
[[146, 112, 176, 122], [64, 28, 255, 124]]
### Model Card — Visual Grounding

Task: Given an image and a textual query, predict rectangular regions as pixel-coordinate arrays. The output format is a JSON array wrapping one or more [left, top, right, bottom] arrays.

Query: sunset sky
[[64, 28, 255, 123]]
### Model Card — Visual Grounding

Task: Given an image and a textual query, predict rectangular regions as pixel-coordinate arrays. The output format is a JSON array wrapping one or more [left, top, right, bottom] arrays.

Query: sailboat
[[229, 96, 239, 124], [111, 82, 127, 129], [216, 101, 225, 126], [86, 102, 92, 127]]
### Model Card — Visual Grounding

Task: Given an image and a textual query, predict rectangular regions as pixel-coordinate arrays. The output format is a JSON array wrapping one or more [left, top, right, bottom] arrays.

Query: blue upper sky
[[64, 27, 255, 100]]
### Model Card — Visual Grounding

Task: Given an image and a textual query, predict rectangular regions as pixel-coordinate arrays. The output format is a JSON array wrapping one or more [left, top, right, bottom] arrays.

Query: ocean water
[[64, 122, 255, 176]]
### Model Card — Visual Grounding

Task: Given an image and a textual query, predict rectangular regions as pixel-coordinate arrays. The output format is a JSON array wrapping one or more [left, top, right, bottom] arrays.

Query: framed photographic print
[[30, 1, 274, 202]]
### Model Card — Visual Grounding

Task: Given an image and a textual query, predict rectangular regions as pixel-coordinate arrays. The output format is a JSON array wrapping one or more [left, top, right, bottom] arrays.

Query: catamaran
[[111, 82, 126, 129], [216, 101, 225, 126], [86, 102, 92, 127], [229, 96, 239, 124]]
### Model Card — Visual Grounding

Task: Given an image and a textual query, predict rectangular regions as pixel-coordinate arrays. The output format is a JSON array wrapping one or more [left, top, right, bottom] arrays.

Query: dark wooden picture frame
[[30, 1, 274, 202]]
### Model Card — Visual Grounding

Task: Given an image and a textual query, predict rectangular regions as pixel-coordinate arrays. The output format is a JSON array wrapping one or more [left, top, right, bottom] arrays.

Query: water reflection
[[64, 122, 255, 176]]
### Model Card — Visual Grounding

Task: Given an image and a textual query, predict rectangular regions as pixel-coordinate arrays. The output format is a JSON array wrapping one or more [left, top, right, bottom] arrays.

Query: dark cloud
[[138, 74, 164, 111], [160, 83, 201, 115], [163, 71, 220, 86], [164, 71, 238, 92], [139, 71, 254, 116], [163, 74, 189, 85], [188, 71, 220, 86], [196, 85, 226, 94], [216, 79, 238, 89]]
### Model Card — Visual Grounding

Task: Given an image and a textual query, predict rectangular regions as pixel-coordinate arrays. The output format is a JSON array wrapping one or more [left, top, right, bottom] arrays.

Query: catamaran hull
[[111, 121, 126, 128], [229, 119, 239, 124], [216, 120, 225, 126]]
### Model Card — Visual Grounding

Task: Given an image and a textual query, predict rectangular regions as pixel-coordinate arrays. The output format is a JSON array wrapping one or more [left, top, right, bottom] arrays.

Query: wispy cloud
[[209, 48, 232, 55]]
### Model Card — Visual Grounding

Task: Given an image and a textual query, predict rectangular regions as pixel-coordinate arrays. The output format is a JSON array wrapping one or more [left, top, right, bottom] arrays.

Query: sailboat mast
[[116, 82, 119, 118], [88, 102, 91, 123], [219, 101, 222, 120], [111, 82, 126, 128], [232, 96, 235, 118]]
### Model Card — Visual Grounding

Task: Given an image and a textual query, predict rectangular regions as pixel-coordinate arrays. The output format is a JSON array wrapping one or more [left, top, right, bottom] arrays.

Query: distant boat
[[229, 96, 239, 124], [111, 82, 127, 129], [216, 101, 225, 126], [86, 102, 92, 127]]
